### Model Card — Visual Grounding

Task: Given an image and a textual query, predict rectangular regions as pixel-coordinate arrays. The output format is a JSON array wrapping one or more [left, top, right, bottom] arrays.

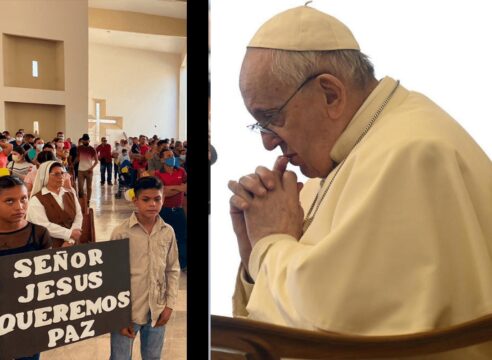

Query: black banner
[[0, 240, 131, 359]]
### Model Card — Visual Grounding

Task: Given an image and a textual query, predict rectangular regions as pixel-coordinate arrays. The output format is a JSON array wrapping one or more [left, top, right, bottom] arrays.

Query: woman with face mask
[[7, 146, 33, 181]]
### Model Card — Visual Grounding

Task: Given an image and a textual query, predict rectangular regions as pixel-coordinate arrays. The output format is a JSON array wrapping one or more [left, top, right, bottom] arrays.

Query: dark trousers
[[114, 163, 119, 182], [16, 354, 39, 360], [159, 207, 187, 269], [100, 161, 113, 183]]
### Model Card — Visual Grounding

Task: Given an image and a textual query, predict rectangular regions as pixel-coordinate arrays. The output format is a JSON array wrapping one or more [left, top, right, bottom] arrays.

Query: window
[[32, 60, 38, 78]]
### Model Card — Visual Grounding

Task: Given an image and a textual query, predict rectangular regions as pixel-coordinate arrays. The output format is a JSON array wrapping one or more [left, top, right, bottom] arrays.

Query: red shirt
[[96, 143, 112, 162], [156, 167, 187, 208], [132, 144, 150, 170]]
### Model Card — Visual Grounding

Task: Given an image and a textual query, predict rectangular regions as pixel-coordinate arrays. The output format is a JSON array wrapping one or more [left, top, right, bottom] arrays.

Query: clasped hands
[[228, 156, 304, 273]]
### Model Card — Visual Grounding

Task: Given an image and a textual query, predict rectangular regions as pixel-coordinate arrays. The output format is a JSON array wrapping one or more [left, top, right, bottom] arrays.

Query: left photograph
[[0, 0, 187, 359]]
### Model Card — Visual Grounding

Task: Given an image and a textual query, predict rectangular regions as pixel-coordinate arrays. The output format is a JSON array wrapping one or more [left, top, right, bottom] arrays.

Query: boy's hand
[[154, 307, 173, 327], [119, 324, 136, 338]]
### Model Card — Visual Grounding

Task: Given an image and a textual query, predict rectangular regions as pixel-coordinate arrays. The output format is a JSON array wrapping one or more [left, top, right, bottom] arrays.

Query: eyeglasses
[[49, 172, 65, 178], [246, 73, 322, 135]]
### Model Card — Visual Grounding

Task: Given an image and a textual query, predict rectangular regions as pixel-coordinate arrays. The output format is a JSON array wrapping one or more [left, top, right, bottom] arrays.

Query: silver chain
[[302, 80, 400, 233]]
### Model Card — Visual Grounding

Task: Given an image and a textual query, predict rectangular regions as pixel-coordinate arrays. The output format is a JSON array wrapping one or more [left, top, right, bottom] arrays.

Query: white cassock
[[233, 77, 492, 359]]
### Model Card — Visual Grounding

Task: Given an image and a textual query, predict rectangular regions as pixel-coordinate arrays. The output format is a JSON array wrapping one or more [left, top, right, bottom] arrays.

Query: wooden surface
[[211, 314, 492, 359]]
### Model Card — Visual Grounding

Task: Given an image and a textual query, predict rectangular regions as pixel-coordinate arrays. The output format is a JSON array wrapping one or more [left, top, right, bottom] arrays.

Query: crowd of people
[[0, 128, 187, 359]]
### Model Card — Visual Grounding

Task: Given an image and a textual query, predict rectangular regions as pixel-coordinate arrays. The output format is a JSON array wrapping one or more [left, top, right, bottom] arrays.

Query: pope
[[228, 5, 492, 359]]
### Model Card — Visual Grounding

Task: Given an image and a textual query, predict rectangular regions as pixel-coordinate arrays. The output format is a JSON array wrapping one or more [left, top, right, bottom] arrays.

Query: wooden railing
[[211, 314, 492, 359]]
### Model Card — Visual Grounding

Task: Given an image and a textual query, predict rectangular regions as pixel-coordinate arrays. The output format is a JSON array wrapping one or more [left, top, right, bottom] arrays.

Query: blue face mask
[[164, 157, 176, 167]]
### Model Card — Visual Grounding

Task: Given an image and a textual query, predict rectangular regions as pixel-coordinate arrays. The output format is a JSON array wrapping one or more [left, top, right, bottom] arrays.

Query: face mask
[[164, 157, 176, 167], [12, 155, 21, 162], [36, 144, 44, 151], [58, 136, 64, 141], [16, 137, 23, 142], [180, 155, 186, 161], [128, 139, 133, 145]]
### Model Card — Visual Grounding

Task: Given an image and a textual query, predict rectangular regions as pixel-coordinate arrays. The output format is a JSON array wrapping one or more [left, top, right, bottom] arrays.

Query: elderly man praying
[[228, 5, 492, 359]]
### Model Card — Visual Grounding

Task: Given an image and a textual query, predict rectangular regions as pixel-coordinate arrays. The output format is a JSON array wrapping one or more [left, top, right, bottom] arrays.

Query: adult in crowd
[[28, 137, 44, 164], [96, 136, 113, 186], [130, 135, 150, 178], [56, 131, 71, 150], [147, 140, 165, 176], [112, 140, 121, 183], [42, 142, 56, 157], [76, 133, 98, 205], [67, 137, 80, 185], [2, 131, 11, 142], [9, 130, 24, 148], [228, 5, 492, 359], [54, 137, 69, 169], [27, 160, 82, 248], [0, 134, 13, 168], [23, 151, 57, 195], [7, 146, 33, 180], [8, 131, 24, 162], [156, 150, 187, 271], [172, 140, 183, 158]]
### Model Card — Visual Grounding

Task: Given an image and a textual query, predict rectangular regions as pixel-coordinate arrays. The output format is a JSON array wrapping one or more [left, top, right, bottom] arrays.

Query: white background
[[210, 0, 492, 316]]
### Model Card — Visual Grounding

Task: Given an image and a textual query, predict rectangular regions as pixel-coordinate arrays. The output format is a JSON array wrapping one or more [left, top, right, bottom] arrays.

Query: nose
[[14, 200, 24, 211], [261, 132, 282, 151]]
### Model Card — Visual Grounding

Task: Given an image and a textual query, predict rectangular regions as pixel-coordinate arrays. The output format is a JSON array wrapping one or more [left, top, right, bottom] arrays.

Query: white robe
[[233, 77, 492, 359]]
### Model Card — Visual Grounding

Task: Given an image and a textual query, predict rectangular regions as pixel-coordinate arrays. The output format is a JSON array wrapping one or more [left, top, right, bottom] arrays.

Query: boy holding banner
[[0, 175, 52, 360], [109, 176, 180, 359]]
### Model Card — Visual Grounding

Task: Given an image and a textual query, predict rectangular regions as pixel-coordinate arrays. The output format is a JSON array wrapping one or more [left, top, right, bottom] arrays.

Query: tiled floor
[[42, 170, 187, 359]]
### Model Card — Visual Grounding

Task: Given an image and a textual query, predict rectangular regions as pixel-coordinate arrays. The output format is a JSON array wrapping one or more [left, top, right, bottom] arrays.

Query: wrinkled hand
[[119, 324, 136, 338], [228, 157, 288, 273], [154, 307, 173, 327], [228, 156, 304, 262], [243, 168, 304, 245]]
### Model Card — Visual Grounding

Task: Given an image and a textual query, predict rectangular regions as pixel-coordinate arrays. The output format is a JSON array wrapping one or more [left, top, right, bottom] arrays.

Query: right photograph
[[209, 1, 492, 359]]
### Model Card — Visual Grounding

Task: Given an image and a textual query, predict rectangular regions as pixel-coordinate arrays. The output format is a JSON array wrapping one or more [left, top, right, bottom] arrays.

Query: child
[[109, 176, 180, 359], [0, 175, 52, 360], [115, 149, 133, 199]]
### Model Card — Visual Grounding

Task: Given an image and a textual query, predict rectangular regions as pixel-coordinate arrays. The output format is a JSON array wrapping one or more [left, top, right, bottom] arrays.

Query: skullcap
[[248, 6, 359, 51]]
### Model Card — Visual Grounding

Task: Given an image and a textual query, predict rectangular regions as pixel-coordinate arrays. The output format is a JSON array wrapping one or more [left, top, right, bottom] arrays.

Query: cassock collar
[[330, 76, 401, 164]]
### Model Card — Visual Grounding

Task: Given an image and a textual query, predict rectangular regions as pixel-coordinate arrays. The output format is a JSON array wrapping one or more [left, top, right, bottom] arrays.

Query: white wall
[[89, 42, 181, 139], [0, 0, 88, 139], [210, 0, 492, 316]]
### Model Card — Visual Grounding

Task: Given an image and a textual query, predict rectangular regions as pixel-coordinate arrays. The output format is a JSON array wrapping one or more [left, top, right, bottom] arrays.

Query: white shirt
[[27, 187, 83, 241]]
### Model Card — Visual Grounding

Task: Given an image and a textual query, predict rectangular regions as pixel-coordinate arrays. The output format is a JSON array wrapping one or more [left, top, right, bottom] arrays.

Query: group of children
[[0, 175, 180, 360]]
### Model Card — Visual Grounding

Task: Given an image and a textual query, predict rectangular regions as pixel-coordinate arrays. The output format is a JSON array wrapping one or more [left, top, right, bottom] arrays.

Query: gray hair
[[269, 49, 376, 90]]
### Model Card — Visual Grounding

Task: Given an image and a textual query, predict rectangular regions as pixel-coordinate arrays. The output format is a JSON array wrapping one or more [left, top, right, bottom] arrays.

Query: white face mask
[[12, 154, 21, 162], [180, 155, 186, 161], [16, 137, 23, 142], [36, 144, 44, 151]]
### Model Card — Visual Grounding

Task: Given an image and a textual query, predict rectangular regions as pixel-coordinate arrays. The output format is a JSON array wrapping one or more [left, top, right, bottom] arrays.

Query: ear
[[317, 74, 347, 120]]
